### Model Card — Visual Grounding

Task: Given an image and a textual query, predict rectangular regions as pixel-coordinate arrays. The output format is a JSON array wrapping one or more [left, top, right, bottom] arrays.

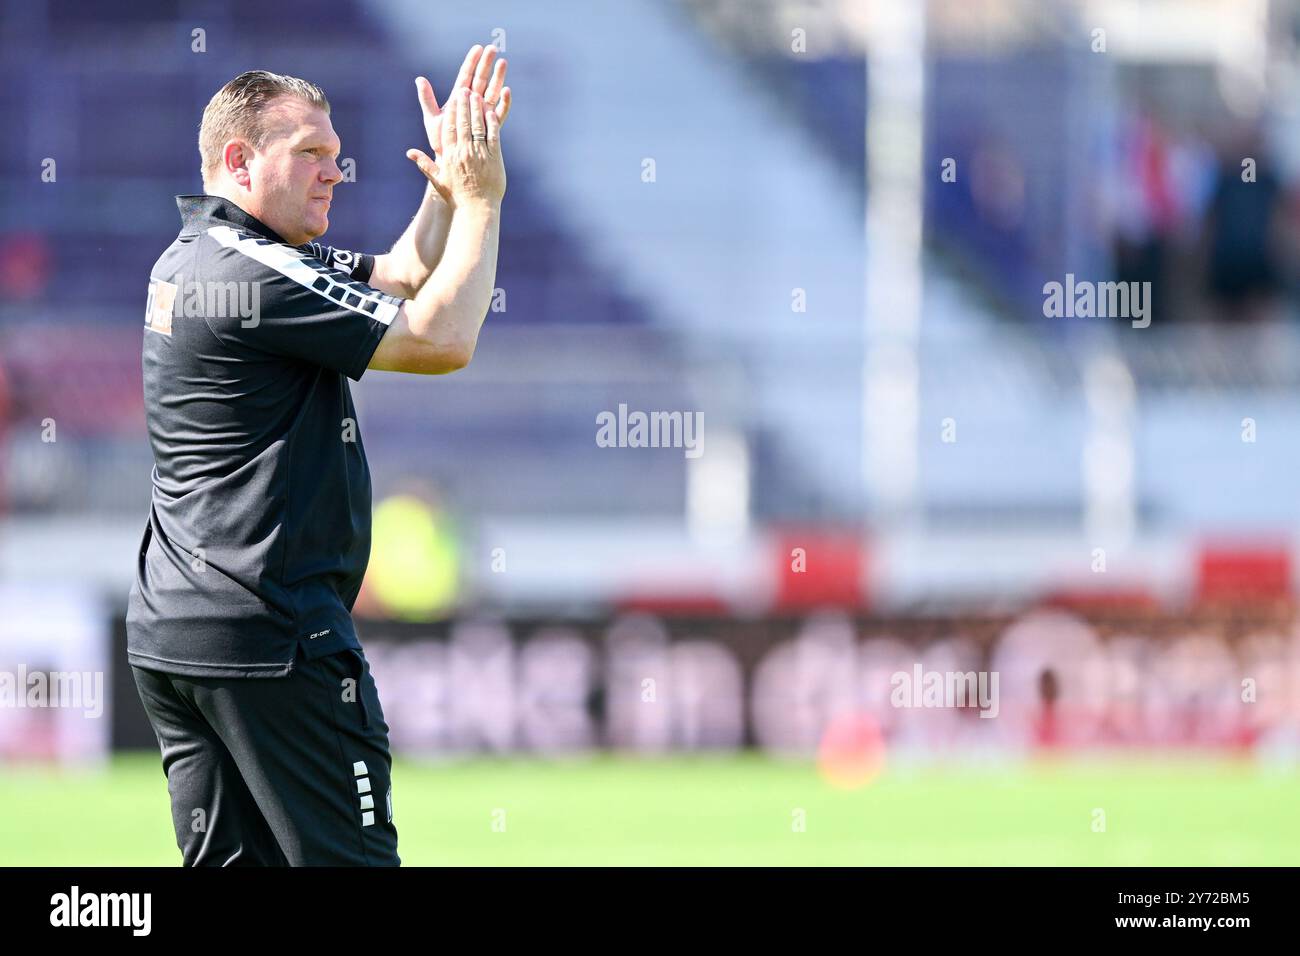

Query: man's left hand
[[408, 44, 512, 199]]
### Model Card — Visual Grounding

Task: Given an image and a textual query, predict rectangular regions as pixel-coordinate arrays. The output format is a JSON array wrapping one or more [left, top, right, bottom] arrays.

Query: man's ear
[[223, 141, 252, 188]]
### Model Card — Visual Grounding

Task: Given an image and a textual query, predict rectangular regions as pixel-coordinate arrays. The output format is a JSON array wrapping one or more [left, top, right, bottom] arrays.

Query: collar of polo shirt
[[176, 194, 289, 245]]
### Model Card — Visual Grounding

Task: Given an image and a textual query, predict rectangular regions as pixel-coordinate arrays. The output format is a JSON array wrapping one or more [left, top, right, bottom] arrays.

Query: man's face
[[243, 97, 342, 245]]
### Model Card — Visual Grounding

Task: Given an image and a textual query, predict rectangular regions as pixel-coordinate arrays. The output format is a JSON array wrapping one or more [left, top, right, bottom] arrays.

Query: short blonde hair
[[198, 70, 330, 185]]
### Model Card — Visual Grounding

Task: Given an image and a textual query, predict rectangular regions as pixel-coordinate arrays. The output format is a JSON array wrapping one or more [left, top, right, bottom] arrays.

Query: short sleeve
[[205, 226, 404, 381], [298, 241, 376, 283]]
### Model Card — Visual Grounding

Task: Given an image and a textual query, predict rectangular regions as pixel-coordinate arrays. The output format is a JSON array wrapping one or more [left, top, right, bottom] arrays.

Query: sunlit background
[[2, 0, 1300, 864]]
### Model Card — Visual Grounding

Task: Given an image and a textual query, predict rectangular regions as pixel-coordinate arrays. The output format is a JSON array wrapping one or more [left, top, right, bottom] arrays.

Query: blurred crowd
[[1104, 108, 1299, 326]]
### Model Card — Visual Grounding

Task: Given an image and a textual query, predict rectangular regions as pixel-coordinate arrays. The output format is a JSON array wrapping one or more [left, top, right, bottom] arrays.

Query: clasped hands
[[406, 44, 511, 208]]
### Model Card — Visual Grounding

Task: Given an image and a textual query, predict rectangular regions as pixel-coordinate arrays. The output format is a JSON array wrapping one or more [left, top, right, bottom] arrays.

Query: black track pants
[[131, 647, 400, 866]]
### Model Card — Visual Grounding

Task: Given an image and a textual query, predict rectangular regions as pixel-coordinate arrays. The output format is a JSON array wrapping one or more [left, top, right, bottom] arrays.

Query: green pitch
[[1, 753, 1297, 865]]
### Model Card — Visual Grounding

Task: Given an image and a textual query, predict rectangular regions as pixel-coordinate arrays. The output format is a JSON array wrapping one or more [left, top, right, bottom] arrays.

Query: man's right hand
[[413, 44, 511, 172], [408, 87, 505, 208]]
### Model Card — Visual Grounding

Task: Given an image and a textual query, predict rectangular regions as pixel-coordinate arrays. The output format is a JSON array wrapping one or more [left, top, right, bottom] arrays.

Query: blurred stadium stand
[[3, 0, 1300, 782], [4, 0, 1300, 607]]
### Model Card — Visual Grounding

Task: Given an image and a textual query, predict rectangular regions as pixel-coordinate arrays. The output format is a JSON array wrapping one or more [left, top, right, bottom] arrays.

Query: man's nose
[[321, 158, 343, 184]]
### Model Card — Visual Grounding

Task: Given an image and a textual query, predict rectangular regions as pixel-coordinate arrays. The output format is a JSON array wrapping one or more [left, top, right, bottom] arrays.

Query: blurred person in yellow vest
[[357, 484, 462, 621]]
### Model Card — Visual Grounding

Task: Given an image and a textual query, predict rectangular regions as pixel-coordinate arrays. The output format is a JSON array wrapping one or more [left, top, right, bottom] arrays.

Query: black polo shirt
[[126, 195, 405, 677]]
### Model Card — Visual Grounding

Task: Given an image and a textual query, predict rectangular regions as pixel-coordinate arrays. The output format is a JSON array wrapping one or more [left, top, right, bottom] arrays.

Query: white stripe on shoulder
[[207, 225, 398, 326]]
